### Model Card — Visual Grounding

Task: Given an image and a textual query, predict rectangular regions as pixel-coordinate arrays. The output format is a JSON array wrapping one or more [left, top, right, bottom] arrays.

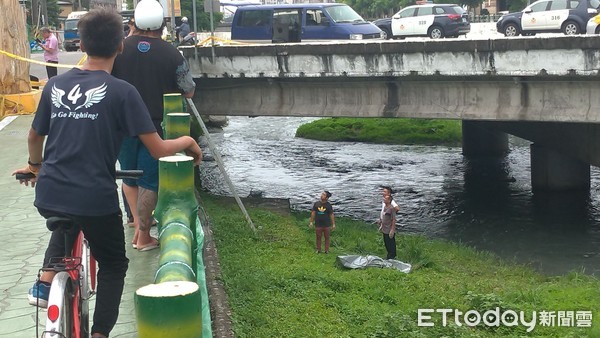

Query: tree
[[0, 0, 31, 94], [26, 0, 61, 28], [46, 0, 60, 27], [340, 0, 408, 19], [508, 0, 527, 11], [456, 0, 484, 12], [179, 0, 222, 32]]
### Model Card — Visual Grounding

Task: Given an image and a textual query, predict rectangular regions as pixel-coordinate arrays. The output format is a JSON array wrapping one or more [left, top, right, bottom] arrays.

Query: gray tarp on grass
[[337, 255, 412, 273]]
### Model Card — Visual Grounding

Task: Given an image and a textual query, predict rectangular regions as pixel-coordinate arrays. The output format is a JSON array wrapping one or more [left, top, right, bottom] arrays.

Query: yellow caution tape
[[0, 48, 90, 118], [195, 36, 253, 47], [0, 48, 84, 68]]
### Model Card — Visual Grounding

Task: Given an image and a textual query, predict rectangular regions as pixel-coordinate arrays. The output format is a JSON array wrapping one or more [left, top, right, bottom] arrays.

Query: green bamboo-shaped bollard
[[163, 93, 184, 115], [162, 93, 184, 135], [135, 281, 202, 338], [154, 155, 198, 283], [164, 113, 190, 140]]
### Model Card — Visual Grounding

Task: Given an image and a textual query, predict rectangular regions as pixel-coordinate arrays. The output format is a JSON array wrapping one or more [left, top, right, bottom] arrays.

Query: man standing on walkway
[[112, 0, 196, 251], [38, 27, 59, 78]]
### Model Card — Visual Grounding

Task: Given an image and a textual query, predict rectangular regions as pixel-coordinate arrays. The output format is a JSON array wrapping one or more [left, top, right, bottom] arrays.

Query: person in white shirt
[[380, 186, 399, 220]]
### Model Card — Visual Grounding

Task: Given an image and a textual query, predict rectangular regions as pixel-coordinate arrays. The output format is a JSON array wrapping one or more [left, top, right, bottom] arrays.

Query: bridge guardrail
[[469, 14, 503, 23]]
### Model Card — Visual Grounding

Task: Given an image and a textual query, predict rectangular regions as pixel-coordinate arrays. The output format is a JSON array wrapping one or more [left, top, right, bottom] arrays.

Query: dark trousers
[[383, 233, 396, 260], [315, 226, 331, 252], [38, 208, 129, 337], [46, 61, 58, 78]]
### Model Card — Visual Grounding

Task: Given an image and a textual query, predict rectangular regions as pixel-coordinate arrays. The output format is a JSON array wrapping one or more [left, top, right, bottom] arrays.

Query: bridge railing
[[469, 14, 503, 23]]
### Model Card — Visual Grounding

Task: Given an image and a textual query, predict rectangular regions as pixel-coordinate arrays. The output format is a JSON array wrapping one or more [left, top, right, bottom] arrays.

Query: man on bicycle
[[13, 8, 202, 338]]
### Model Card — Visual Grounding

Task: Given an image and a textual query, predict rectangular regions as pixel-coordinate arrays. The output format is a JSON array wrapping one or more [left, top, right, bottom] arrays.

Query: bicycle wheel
[[78, 239, 92, 337], [44, 272, 74, 338]]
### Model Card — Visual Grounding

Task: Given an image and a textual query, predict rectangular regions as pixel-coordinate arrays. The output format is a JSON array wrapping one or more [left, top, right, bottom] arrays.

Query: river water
[[198, 116, 600, 276]]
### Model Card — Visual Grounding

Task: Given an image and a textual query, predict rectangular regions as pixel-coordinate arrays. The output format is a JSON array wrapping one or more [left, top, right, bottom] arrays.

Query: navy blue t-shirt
[[112, 36, 195, 136], [32, 68, 156, 216]]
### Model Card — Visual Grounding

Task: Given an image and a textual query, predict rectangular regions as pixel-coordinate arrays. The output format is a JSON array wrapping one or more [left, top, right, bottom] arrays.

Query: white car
[[390, 4, 470, 39], [497, 0, 600, 36]]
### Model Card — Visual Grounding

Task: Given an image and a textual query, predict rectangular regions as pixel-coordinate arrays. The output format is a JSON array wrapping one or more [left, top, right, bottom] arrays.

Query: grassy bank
[[295, 118, 462, 146], [201, 193, 600, 337]]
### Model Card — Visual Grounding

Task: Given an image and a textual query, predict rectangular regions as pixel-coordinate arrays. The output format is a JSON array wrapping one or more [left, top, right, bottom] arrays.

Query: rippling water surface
[[199, 116, 600, 276]]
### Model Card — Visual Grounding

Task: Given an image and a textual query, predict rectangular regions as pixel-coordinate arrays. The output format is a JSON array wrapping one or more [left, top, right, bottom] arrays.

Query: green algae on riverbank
[[201, 193, 600, 337], [296, 118, 462, 146]]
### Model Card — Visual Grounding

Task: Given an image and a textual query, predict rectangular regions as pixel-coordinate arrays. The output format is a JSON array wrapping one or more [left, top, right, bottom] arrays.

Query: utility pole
[[170, 0, 176, 39], [31, 0, 39, 27], [40, 0, 48, 26]]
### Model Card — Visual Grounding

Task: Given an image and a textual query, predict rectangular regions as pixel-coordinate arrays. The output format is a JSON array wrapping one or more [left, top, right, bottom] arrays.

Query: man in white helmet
[[178, 16, 191, 42], [112, 0, 196, 252]]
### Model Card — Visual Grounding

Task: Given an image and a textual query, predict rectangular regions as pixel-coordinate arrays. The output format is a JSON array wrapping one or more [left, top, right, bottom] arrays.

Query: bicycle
[[16, 169, 142, 338]]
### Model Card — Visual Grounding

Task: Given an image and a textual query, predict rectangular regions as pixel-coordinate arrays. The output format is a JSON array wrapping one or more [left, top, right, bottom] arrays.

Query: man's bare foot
[[137, 237, 159, 252], [132, 228, 139, 248]]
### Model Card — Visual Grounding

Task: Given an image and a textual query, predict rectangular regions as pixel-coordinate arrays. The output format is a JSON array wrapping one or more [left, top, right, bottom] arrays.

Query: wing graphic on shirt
[[51, 85, 70, 109], [73, 83, 107, 111]]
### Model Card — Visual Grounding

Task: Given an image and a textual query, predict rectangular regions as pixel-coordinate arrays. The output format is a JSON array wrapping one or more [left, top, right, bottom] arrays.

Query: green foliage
[[339, 0, 408, 19], [508, 0, 528, 12], [465, 291, 507, 312], [455, 0, 484, 10], [122, 0, 223, 31], [295, 117, 462, 146], [46, 0, 61, 27], [25, 0, 62, 28], [180, 0, 223, 31], [201, 193, 600, 337]]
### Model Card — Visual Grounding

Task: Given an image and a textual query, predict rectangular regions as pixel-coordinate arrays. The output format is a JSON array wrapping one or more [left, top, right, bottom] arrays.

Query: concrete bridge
[[182, 36, 600, 192]]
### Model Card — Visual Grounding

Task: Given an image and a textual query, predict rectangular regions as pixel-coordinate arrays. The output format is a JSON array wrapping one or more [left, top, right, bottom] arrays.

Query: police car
[[586, 13, 600, 33], [389, 4, 470, 39], [496, 0, 600, 36]]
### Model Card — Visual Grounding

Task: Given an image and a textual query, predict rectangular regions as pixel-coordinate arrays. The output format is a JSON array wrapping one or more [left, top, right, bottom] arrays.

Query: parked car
[[385, 4, 470, 39], [496, 0, 600, 36], [231, 3, 383, 42], [586, 13, 600, 33], [372, 17, 392, 39]]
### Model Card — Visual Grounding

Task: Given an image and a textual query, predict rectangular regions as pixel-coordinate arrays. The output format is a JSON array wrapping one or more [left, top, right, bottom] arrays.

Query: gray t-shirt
[[380, 204, 396, 235], [32, 68, 156, 216]]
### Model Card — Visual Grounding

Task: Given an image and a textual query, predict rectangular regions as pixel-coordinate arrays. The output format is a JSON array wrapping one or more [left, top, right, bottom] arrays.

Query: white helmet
[[181, 16, 188, 23], [134, 0, 165, 31]]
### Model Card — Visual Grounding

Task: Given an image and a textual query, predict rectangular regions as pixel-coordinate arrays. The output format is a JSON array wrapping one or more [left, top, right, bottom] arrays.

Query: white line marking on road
[[0, 116, 18, 131]]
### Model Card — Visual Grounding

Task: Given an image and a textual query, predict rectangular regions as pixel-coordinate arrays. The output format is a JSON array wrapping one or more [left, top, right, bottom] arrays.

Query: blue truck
[[63, 11, 88, 51]]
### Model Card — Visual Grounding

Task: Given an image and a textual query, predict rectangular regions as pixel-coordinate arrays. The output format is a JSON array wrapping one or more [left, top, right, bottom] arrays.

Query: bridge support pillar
[[461, 121, 508, 156], [530, 144, 590, 192]]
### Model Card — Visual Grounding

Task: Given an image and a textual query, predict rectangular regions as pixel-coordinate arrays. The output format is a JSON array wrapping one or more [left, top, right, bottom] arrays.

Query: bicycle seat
[[46, 216, 74, 232]]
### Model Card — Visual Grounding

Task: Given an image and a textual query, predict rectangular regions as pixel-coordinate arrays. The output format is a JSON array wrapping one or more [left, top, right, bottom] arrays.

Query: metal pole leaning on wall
[[186, 97, 257, 234]]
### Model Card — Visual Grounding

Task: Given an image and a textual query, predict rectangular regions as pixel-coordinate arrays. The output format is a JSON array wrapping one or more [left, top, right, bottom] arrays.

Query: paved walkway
[[0, 115, 159, 337]]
